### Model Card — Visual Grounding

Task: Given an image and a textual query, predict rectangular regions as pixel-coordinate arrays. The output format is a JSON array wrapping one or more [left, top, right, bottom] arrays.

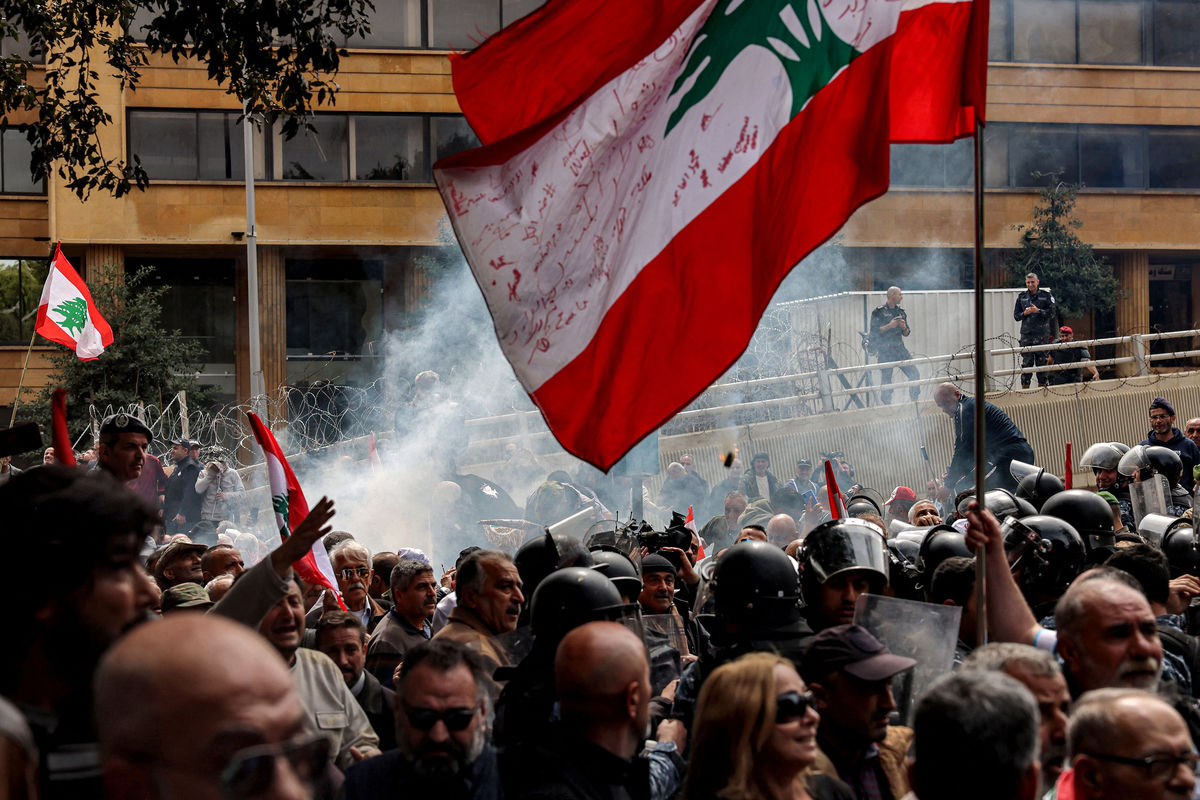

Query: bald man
[[503, 621, 687, 799], [766, 513, 799, 550], [933, 382, 1033, 494], [1065, 689, 1196, 800], [96, 614, 326, 800], [870, 285, 920, 404]]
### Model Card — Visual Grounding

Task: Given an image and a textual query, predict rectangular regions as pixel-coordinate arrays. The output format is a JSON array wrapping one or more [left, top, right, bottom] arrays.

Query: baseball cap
[[797, 458, 813, 469], [161, 582, 213, 613], [885, 486, 917, 506], [803, 624, 916, 682], [1060, 325, 1073, 334], [154, 540, 207, 583]]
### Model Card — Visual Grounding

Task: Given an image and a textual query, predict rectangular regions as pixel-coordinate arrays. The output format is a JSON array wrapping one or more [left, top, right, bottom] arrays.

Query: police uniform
[[1013, 288, 1058, 388], [869, 302, 920, 403]]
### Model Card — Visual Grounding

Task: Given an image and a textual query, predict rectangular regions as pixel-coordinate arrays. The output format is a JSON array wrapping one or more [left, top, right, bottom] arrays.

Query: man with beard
[[366, 559, 437, 688], [344, 640, 499, 799], [433, 550, 523, 671], [3, 466, 159, 799], [258, 579, 381, 769], [1140, 397, 1200, 492], [315, 611, 397, 751], [805, 625, 917, 800], [963, 643, 1071, 793]]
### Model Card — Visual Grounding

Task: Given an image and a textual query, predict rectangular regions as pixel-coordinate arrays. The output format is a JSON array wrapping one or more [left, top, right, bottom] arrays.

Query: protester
[[433, 548, 523, 670], [314, 611, 397, 752], [365, 559, 437, 687], [1140, 397, 1200, 492], [934, 382, 1035, 494], [163, 437, 202, 534]]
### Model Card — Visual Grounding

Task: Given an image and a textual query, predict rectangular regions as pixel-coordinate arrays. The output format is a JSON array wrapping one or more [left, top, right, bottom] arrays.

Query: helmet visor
[[804, 523, 890, 584]]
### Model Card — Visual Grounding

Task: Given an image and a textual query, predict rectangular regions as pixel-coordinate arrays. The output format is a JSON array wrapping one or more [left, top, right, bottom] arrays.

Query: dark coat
[[355, 671, 397, 752]]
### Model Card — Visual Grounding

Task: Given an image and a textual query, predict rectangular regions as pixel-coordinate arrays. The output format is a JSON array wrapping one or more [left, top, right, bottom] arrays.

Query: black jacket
[[354, 671, 397, 752], [1013, 288, 1058, 344], [163, 456, 202, 525]]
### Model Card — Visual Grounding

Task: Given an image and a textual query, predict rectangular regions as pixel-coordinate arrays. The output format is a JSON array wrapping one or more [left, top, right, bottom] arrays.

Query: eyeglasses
[[402, 703, 480, 732], [775, 690, 815, 724], [1150, 414, 1171, 421], [338, 566, 370, 580], [220, 734, 331, 799], [1085, 751, 1200, 781]]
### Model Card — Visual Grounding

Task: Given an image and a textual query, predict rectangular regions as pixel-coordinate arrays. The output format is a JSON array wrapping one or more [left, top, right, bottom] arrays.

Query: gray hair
[[330, 538, 371, 564], [1055, 570, 1145, 641], [1068, 688, 1165, 759], [1025, 272, 1038, 281], [962, 642, 1062, 679], [390, 558, 433, 593], [456, 550, 513, 597], [911, 671, 1040, 800]]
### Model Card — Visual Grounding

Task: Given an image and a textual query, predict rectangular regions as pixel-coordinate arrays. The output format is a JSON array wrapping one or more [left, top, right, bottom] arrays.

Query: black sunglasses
[[776, 690, 815, 724], [220, 734, 330, 800], [1086, 751, 1200, 781], [403, 703, 480, 732]]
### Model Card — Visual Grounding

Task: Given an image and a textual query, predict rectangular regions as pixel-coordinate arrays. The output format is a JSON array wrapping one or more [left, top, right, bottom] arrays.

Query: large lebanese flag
[[35, 243, 114, 360], [435, 0, 986, 470]]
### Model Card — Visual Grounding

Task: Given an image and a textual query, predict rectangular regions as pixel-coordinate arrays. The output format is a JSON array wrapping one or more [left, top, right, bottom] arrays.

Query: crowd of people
[[7, 386, 1200, 800]]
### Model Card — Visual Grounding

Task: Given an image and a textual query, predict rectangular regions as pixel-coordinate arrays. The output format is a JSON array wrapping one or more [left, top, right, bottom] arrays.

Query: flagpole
[[972, 118, 988, 648], [7, 330, 36, 428]]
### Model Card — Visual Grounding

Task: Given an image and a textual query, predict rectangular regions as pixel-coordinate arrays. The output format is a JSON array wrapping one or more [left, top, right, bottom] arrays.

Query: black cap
[[99, 413, 153, 441], [640, 553, 677, 577], [803, 624, 915, 682]]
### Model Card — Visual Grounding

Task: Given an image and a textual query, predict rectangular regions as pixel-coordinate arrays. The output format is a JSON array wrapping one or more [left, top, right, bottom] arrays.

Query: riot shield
[[854, 593, 961, 725], [1130, 475, 1171, 526], [547, 506, 604, 541], [480, 519, 542, 553], [643, 613, 690, 694]]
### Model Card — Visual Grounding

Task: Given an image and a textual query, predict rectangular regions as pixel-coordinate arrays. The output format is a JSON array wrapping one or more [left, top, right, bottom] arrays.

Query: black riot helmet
[[529, 566, 631, 644], [846, 488, 884, 517], [707, 541, 802, 634], [1079, 442, 1127, 472], [1002, 514, 1085, 603], [513, 531, 594, 626], [955, 488, 1036, 519], [1040, 489, 1117, 561], [887, 537, 922, 601], [588, 546, 642, 604], [1011, 461, 1065, 511], [1162, 525, 1200, 579], [916, 525, 972, 590], [799, 518, 890, 587], [1145, 446, 1184, 487]]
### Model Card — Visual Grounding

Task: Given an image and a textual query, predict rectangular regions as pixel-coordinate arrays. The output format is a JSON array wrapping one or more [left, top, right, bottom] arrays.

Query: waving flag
[[246, 412, 346, 609], [435, 0, 986, 470], [50, 389, 78, 467], [35, 243, 113, 360]]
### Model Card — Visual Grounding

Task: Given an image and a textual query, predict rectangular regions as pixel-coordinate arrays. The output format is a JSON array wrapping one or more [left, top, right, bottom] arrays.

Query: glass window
[[1079, 0, 1142, 63], [349, 0, 422, 47], [431, 116, 479, 163], [197, 113, 246, 181], [943, 137, 974, 187], [129, 111, 197, 180], [1153, 0, 1200, 66], [353, 115, 426, 180], [138, 259, 237, 363], [1147, 129, 1200, 188], [1, 130, 41, 193], [0, 258, 48, 344], [1013, 0, 1076, 62], [983, 124, 1010, 187], [429, 0, 501, 49], [280, 116, 348, 181], [502, 0, 546, 26], [989, 0, 1012, 60], [1009, 125, 1078, 186], [891, 144, 949, 187], [1080, 128, 1144, 187]]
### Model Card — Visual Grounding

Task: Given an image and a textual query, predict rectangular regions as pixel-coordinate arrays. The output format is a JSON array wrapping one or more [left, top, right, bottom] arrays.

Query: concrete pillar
[[85, 243, 124, 283], [236, 247, 287, 418], [1114, 252, 1149, 378]]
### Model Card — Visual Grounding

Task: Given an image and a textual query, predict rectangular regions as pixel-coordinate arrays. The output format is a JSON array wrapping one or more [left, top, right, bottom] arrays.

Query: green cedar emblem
[[665, 0, 858, 137], [51, 296, 89, 338], [273, 493, 290, 537]]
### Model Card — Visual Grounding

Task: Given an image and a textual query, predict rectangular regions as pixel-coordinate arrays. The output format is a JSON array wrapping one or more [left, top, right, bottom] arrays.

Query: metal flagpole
[[7, 330, 36, 427], [972, 118, 988, 647], [243, 103, 266, 421]]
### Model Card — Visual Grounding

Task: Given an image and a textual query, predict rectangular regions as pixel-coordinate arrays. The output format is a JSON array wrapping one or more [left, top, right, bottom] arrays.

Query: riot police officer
[[1013, 272, 1058, 388]]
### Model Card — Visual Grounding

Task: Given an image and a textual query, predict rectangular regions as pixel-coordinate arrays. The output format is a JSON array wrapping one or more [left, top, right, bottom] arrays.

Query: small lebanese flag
[[246, 412, 346, 609], [369, 432, 382, 470], [35, 243, 114, 360], [51, 389, 78, 467], [685, 505, 705, 559]]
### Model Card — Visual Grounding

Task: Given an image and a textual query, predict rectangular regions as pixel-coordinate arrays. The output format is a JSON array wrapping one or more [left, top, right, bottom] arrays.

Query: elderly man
[[805, 624, 917, 800], [1014, 272, 1058, 389], [1056, 572, 1163, 695], [200, 543, 244, 583], [258, 578, 381, 768], [964, 643, 1071, 791], [934, 382, 1035, 494], [95, 412, 152, 482], [153, 539, 208, 589], [344, 640, 500, 799], [315, 610, 396, 752], [869, 286, 920, 404], [1140, 397, 1200, 493], [908, 499, 942, 527], [909, 670, 1041, 800], [699, 490, 747, 555], [366, 559, 437, 687], [503, 621, 686, 799], [309, 539, 388, 633], [97, 614, 330, 800], [434, 549, 523, 670], [766, 512, 799, 549], [1063, 689, 1196, 800], [657, 461, 705, 515]]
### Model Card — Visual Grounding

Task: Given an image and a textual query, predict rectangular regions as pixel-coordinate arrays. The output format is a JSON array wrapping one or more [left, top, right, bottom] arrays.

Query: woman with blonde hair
[[681, 652, 852, 800]]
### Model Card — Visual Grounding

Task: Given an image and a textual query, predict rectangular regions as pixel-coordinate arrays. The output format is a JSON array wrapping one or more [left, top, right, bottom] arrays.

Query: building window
[[277, 116, 349, 181], [129, 110, 264, 181], [286, 259, 384, 356], [1152, 0, 1200, 65], [136, 259, 237, 365], [892, 123, 1200, 190], [353, 115, 426, 180], [0, 130, 44, 194], [0, 258, 49, 344]]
